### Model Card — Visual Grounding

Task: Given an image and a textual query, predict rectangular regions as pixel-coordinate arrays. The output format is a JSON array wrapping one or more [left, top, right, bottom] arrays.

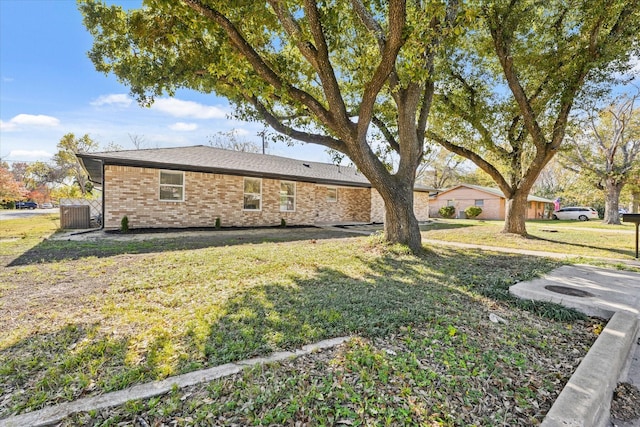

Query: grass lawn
[[422, 218, 639, 261], [0, 215, 617, 425]]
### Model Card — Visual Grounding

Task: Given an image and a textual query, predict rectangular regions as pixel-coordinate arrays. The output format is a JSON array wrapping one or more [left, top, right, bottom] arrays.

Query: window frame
[[159, 170, 185, 202], [243, 177, 262, 211], [326, 186, 338, 203], [280, 181, 296, 212], [474, 199, 484, 207]]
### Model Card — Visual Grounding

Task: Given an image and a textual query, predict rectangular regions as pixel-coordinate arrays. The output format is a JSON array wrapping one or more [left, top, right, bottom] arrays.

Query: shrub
[[120, 216, 129, 233], [215, 217, 221, 229], [280, 218, 286, 227], [465, 206, 483, 219], [439, 206, 456, 218]]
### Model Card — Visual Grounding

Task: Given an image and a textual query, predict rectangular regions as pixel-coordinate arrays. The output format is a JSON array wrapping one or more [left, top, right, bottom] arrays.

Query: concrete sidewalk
[[510, 265, 640, 427]]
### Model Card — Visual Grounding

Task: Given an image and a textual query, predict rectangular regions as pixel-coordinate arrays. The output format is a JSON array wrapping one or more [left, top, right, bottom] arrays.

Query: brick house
[[429, 184, 554, 220], [77, 145, 432, 230]]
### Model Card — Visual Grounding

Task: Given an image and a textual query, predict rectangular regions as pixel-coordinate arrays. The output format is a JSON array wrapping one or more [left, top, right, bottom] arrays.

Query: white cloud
[[90, 93, 133, 107], [169, 122, 198, 131], [152, 98, 226, 119], [0, 114, 60, 131], [9, 149, 54, 159]]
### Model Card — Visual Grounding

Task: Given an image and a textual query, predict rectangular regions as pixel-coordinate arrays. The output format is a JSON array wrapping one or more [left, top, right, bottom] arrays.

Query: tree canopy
[[80, 0, 639, 249], [561, 88, 640, 223], [53, 133, 99, 195], [428, 0, 639, 234], [80, 0, 463, 252], [0, 165, 27, 204]]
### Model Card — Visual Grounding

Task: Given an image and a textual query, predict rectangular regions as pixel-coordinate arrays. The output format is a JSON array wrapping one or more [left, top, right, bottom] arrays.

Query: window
[[326, 186, 337, 202], [159, 170, 184, 201], [474, 199, 484, 207], [243, 177, 262, 210], [447, 200, 455, 207], [280, 181, 296, 212]]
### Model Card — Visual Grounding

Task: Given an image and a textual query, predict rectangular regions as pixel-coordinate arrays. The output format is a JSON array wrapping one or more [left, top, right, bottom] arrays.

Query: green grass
[[0, 214, 59, 258], [0, 214, 60, 239], [0, 216, 609, 424], [422, 219, 638, 260]]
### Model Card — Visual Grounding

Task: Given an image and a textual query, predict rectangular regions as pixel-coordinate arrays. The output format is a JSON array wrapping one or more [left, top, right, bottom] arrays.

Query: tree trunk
[[603, 179, 623, 224], [632, 190, 640, 213], [378, 182, 422, 253], [502, 191, 529, 235]]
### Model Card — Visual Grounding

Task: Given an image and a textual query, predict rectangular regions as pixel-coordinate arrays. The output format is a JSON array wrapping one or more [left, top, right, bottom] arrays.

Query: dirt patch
[[611, 382, 640, 422], [52, 225, 366, 243]]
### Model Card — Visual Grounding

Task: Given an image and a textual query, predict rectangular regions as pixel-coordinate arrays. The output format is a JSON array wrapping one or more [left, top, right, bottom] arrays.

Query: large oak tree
[[428, 1, 639, 234], [562, 89, 640, 224], [80, 0, 461, 253], [81, 0, 638, 248]]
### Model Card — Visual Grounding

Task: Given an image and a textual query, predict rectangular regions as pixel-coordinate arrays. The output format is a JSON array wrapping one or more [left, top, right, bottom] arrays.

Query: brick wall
[[370, 189, 431, 223], [103, 165, 372, 229], [370, 190, 385, 223], [315, 186, 371, 224], [414, 191, 430, 221]]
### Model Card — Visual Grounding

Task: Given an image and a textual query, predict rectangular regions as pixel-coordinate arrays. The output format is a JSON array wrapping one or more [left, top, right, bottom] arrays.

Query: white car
[[552, 207, 599, 221]]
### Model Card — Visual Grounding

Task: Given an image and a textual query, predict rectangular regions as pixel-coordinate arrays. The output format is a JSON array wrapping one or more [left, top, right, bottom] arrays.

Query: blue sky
[[0, 0, 329, 165]]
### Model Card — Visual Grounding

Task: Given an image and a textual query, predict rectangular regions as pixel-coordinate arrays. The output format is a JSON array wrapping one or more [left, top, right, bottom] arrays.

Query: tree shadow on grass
[[1, 247, 581, 419], [419, 221, 478, 231], [6, 227, 362, 267], [524, 234, 636, 259], [190, 248, 579, 368]]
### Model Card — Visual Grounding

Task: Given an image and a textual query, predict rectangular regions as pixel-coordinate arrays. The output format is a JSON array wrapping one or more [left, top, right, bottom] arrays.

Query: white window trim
[[243, 177, 262, 211], [159, 170, 185, 202], [280, 181, 296, 212], [326, 186, 338, 203]]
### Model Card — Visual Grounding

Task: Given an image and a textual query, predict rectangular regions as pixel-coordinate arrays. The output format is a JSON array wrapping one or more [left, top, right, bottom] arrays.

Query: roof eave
[[77, 155, 372, 189]]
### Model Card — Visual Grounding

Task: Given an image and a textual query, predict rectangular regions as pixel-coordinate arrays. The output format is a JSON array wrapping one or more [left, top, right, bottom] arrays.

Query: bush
[[280, 218, 286, 227], [215, 217, 221, 229], [439, 206, 456, 218], [465, 206, 483, 219], [120, 216, 129, 233]]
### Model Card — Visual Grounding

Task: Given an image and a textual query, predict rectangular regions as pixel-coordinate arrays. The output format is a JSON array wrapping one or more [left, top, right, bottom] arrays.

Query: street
[[0, 208, 58, 220]]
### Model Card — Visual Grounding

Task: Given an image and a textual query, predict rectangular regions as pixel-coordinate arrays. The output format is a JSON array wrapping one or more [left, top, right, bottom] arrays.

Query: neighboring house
[[429, 184, 554, 220], [77, 145, 432, 230]]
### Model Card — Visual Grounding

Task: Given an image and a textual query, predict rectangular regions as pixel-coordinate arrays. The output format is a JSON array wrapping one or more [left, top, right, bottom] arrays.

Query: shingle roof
[[78, 145, 372, 188], [433, 183, 555, 203]]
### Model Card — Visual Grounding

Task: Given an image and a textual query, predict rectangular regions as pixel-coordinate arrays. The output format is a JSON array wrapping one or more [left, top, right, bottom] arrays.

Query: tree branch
[[249, 95, 346, 152], [354, 0, 406, 137], [183, 0, 336, 131], [426, 130, 512, 194], [267, 1, 350, 128], [440, 94, 511, 159], [371, 115, 400, 152], [487, 7, 547, 149]]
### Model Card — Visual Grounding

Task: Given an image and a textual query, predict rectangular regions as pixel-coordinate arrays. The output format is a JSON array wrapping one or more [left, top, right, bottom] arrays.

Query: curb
[[541, 311, 640, 427], [0, 337, 350, 427]]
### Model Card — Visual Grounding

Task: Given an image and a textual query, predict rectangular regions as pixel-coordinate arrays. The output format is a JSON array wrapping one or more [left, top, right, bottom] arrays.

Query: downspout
[[100, 160, 105, 230]]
